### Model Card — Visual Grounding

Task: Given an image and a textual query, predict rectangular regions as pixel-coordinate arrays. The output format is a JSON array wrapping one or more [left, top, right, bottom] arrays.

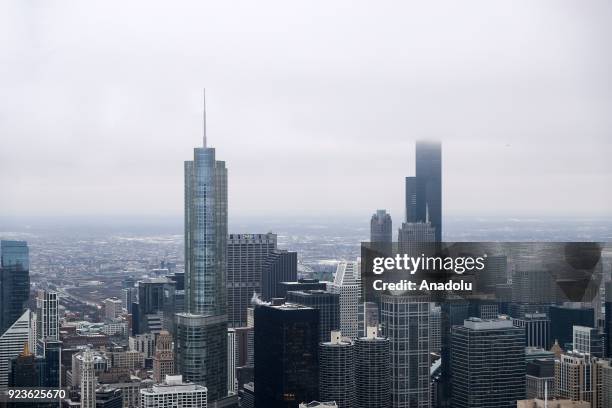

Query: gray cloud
[[1, 0, 611, 222]]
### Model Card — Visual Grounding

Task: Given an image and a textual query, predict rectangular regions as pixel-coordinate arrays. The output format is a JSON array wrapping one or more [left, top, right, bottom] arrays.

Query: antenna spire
[[202, 88, 207, 147]]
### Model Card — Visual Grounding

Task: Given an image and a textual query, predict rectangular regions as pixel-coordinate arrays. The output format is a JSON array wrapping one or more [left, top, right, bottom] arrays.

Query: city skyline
[[1, 1, 611, 220]]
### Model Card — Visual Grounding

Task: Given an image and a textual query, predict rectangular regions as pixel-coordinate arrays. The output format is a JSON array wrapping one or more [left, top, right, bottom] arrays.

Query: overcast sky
[[1, 1, 611, 222]]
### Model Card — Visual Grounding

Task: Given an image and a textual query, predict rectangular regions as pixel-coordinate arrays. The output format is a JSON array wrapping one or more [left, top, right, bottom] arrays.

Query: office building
[[36, 290, 59, 342], [177, 92, 228, 403], [0, 240, 30, 335], [129, 333, 156, 359], [0, 309, 31, 391], [81, 349, 97, 408], [153, 330, 174, 383], [104, 297, 123, 320], [227, 233, 277, 327], [121, 287, 137, 314], [439, 298, 470, 407], [517, 400, 590, 408], [513, 313, 551, 350], [526, 358, 556, 400], [405, 141, 442, 241], [286, 290, 340, 343], [228, 328, 236, 395], [555, 352, 598, 404], [550, 306, 594, 350], [380, 294, 430, 408], [135, 278, 172, 335], [573, 326, 603, 357], [319, 331, 355, 408], [328, 261, 360, 339], [261, 249, 297, 300], [512, 270, 557, 305], [451, 318, 525, 408], [430, 305, 441, 353], [371, 209, 392, 243], [397, 222, 435, 251], [140, 375, 208, 408], [355, 327, 391, 408], [254, 302, 319, 408], [605, 281, 612, 357], [8, 342, 38, 387]]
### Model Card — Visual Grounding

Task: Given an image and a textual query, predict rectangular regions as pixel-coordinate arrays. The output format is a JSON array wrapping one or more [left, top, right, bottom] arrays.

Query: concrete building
[[153, 330, 174, 384], [140, 375, 207, 408], [328, 261, 360, 339], [319, 331, 354, 408]]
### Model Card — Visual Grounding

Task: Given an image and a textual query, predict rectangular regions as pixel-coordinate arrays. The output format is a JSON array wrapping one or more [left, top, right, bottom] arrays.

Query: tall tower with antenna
[[175, 89, 229, 402]]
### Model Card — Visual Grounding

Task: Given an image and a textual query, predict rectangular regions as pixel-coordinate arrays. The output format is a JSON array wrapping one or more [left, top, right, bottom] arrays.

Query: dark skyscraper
[[549, 305, 594, 350], [175, 92, 228, 403], [254, 303, 319, 408], [451, 318, 526, 407], [605, 281, 612, 357], [261, 249, 297, 301], [286, 290, 340, 343], [227, 233, 277, 327], [414, 141, 442, 242], [370, 209, 392, 243], [0, 240, 30, 335]]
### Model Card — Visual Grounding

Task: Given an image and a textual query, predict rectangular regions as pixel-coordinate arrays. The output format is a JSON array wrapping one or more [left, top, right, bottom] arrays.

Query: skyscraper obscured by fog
[[405, 141, 442, 242], [0, 240, 30, 336], [175, 92, 228, 402], [371, 210, 392, 243]]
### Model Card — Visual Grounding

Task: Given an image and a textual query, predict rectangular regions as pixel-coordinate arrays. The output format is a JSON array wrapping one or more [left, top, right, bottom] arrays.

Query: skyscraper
[[512, 313, 551, 350], [0, 309, 31, 391], [549, 305, 594, 350], [152, 330, 174, 383], [176, 91, 228, 403], [254, 302, 319, 408], [605, 281, 612, 357], [572, 326, 604, 358], [81, 349, 97, 408], [328, 261, 360, 339], [354, 327, 391, 408], [380, 294, 431, 408], [371, 210, 392, 243], [319, 331, 355, 408], [286, 290, 340, 343], [228, 328, 237, 395], [227, 233, 277, 327], [0, 240, 30, 335], [410, 141, 442, 242], [261, 249, 298, 301], [36, 289, 60, 358], [555, 352, 597, 404], [451, 318, 526, 408], [525, 358, 556, 400]]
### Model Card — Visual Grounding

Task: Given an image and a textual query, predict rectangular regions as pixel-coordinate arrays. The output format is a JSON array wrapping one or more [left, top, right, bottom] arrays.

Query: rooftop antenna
[[202, 88, 207, 147]]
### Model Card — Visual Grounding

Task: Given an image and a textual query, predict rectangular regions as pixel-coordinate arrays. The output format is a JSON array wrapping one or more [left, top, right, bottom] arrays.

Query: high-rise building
[[286, 290, 340, 343], [397, 222, 435, 254], [512, 313, 551, 350], [451, 318, 525, 408], [549, 305, 594, 350], [0, 309, 30, 391], [572, 326, 604, 358], [8, 342, 38, 387], [526, 358, 556, 400], [380, 294, 430, 408], [140, 375, 208, 408], [0, 240, 30, 336], [227, 233, 277, 327], [152, 330, 174, 383], [81, 349, 97, 408], [371, 209, 392, 243], [176, 92, 228, 403], [227, 328, 237, 395], [555, 352, 597, 404], [129, 333, 156, 359], [36, 290, 59, 342], [328, 261, 360, 339], [604, 281, 612, 357], [319, 331, 355, 408], [407, 140, 442, 242], [135, 278, 172, 335], [439, 297, 470, 407], [355, 327, 391, 408], [254, 302, 319, 408], [261, 249, 298, 301], [429, 305, 441, 354], [512, 270, 557, 305], [104, 297, 123, 320]]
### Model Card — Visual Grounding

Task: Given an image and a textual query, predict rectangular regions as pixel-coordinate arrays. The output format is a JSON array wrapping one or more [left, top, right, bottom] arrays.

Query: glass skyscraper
[[175, 93, 228, 403], [0, 240, 30, 336]]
